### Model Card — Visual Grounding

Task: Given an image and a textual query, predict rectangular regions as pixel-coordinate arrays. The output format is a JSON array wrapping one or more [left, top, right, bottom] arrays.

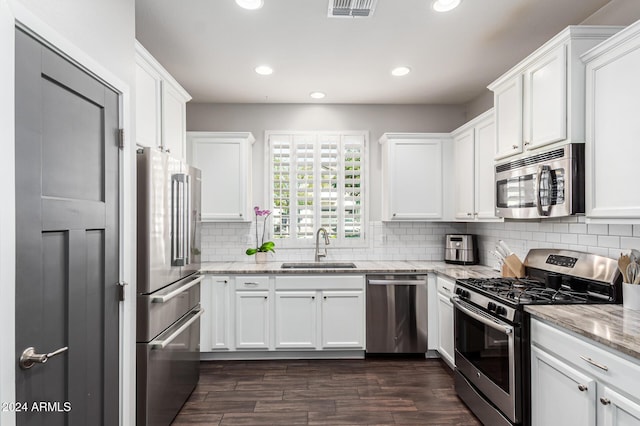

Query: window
[[268, 131, 366, 246]]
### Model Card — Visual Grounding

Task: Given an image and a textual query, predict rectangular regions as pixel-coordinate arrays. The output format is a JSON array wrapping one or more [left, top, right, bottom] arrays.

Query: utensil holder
[[623, 283, 640, 310]]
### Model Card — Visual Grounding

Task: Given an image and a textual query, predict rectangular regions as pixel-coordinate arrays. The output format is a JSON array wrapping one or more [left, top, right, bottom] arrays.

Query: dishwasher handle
[[368, 279, 427, 286]]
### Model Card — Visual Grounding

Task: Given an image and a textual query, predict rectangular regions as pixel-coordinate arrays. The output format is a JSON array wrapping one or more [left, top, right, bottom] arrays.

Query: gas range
[[451, 248, 622, 426], [453, 249, 621, 323]]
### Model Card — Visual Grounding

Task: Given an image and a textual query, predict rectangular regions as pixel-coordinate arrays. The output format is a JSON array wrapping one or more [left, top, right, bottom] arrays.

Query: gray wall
[[581, 0, 640, 25], [187, 102, 467, 221]]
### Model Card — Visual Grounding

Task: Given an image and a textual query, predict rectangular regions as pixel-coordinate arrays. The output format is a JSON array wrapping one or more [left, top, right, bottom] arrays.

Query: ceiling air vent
[[328, 0, 377, 18]]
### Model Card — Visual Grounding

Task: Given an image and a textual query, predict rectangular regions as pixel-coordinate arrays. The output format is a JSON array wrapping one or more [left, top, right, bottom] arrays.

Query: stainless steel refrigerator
[[136, 147, 202, 426]]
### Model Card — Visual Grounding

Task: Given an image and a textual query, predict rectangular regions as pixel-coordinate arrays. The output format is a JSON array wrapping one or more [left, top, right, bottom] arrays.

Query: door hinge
[[118, 129, 125, 150], [117, 281, 128, 301]]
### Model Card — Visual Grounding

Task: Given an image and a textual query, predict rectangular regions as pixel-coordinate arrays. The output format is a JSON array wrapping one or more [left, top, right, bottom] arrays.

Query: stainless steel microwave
[[495, 143, 584, 219]]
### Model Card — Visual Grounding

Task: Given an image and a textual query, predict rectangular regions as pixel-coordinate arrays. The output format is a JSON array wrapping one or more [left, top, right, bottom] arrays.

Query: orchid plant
[[245, 206, 276, 255]]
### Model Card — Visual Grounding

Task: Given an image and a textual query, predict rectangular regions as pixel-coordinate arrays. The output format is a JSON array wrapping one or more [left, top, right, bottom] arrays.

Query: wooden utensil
[[619, 254, 631, 283]]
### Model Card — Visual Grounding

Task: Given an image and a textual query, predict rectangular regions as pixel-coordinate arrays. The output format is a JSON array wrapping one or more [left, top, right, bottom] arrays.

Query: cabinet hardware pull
[[217, 280, 228, 284], [524, 141, 530, 146], [600, 397, 611, 405], [393, 213, 397, 217], [442, 287, 450, 292], [264, 296, 267, 299], [244, 282, 259, 286], [467, 212, 472, 216], [239, 213, 243, 217], [312, 296, 315, 300], [578, 384, 588, 392], [512, 144, 518, 149], [580, 355, 608, 371]]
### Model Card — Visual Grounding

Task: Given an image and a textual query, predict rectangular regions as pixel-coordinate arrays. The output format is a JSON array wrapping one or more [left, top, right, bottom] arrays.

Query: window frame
[[265, 130, 369, 249]]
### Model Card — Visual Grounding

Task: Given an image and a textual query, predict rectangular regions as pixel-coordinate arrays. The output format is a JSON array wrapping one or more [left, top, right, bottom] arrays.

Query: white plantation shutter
[[269, 131, 366, 245]]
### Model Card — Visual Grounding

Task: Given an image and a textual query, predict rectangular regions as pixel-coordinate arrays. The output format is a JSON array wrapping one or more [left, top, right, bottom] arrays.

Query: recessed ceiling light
[[254, 65, 273, 75], [432, 0, 461, 12], [310, 91, 326, 99], [235, 0, 264, 10], [391, 66, 411, 77]]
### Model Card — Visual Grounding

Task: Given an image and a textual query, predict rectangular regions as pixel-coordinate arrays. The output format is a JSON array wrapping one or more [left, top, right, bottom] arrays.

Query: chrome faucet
[[315, 227, 330, 262]]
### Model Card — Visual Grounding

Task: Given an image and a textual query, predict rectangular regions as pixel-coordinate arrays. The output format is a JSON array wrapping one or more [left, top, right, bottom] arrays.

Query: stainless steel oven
[[495, 143, 584, 219], [452, 297, 521, 426], [452, 249, 621, 426]]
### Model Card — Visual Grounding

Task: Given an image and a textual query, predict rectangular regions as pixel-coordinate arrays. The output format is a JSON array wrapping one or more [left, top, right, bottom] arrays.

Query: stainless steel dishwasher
[[366, 274, 428, 353]]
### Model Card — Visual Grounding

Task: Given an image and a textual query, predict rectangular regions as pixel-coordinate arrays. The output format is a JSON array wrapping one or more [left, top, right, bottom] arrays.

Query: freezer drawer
[[137, 307, 202, 426], [137, 274, 203, 342], [366, 275, 428, 353]]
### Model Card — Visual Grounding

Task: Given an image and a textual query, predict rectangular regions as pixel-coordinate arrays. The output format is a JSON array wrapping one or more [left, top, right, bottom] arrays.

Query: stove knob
[[462, 290, 470, 299], [487, 302, 496, 312], [496, 306, 507, 316], [455, 288, 462, 295]]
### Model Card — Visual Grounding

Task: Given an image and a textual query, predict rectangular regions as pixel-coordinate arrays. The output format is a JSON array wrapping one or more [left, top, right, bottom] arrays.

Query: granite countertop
[[526, 305, 640, 360], [200, 260, 501, 279]]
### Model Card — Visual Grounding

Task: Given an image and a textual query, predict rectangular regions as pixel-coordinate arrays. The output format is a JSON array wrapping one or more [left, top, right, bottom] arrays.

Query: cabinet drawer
[[235, 276, 270, 291], [437, 276, 455, 297], [531, 319, 640, 397], [275, 275, 364, 291]]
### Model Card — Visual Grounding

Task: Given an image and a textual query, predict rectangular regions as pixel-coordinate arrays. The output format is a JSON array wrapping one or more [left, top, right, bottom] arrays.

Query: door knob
[[19, 346, 68, 369]]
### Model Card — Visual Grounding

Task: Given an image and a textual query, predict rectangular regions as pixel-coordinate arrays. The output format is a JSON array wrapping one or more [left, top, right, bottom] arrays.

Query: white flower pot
[[255, 252, 268, 264], [623, 283, 640, 310]]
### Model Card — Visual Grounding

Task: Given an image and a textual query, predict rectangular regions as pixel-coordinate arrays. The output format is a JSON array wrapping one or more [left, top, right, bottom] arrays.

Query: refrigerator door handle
[[149, 308, 203, 349], [184, 174, 191, 265], [172, 173, 187, 266], [150, 275, 204, 303]]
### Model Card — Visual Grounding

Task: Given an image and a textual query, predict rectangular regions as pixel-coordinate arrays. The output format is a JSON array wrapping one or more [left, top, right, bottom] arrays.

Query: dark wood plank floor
[[172, 357, 481, 425]]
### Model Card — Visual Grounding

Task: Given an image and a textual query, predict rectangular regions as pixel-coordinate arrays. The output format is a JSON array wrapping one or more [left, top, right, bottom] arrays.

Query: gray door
[[14, 28, 120, 426]]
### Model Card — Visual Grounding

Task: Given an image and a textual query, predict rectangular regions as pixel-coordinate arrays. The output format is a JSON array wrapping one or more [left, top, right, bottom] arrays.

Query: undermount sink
[[280, 262, 357, 269]]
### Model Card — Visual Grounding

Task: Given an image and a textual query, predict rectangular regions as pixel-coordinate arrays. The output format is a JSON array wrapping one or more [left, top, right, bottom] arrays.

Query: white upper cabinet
[[135, 41, 191, 160], [187, 132, 255, 222], [489, 26, 622, 161], [583, 21, 640, 219], [452, 110, 501, 221], [379, 133, 450, 221]]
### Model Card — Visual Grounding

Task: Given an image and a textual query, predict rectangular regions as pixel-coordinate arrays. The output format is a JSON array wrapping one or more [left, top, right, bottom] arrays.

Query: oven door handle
[[451, 296, 514, 335]]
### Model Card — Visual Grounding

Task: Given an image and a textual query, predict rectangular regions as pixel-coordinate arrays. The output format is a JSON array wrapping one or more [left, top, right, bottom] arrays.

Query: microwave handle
[[536, 165, 551, 217]]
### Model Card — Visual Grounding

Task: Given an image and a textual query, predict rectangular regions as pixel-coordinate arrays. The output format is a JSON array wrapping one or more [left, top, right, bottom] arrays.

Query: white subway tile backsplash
[[608, 224, 633, 237], [201, 214, 637, 265], [588, 224, 609, 235]]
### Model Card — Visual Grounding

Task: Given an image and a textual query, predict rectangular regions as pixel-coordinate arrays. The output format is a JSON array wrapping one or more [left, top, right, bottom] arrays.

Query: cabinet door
[[453, 129, 475, 220], [531, 345, 597, 426], [494, 76, 523, 160], [436, 292, 454, 368], [387, 139, 443, 220], [474, 116, 498, 220], [235, 291, 270, 349], [600, 385, 640, 426], [321, 291, 364, 348], [135, 60, 161, 149], [524, 45, 567, 150], [275, 291, 317, 349], [190, 136, 250, 221], [211, 277, 232, 350], [586, 39, 640, 218], [162, 82, 187, 160]]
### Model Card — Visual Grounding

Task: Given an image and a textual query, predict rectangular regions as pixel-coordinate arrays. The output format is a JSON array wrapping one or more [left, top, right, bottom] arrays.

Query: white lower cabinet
[[200, 276, 232, 351], [275, 291, 317, 349], [321, 290, 364, 348], [531, 345, 597, 426], [436, 275, 455, 368], [234, 276, 271, 349], [202, 274, 365, 354], [531, 319, 640, 426], [235, 290, 270, 349]]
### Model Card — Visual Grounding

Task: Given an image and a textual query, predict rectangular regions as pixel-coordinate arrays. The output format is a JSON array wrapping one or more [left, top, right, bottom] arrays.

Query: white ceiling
[[135, 0, 612, 104]]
